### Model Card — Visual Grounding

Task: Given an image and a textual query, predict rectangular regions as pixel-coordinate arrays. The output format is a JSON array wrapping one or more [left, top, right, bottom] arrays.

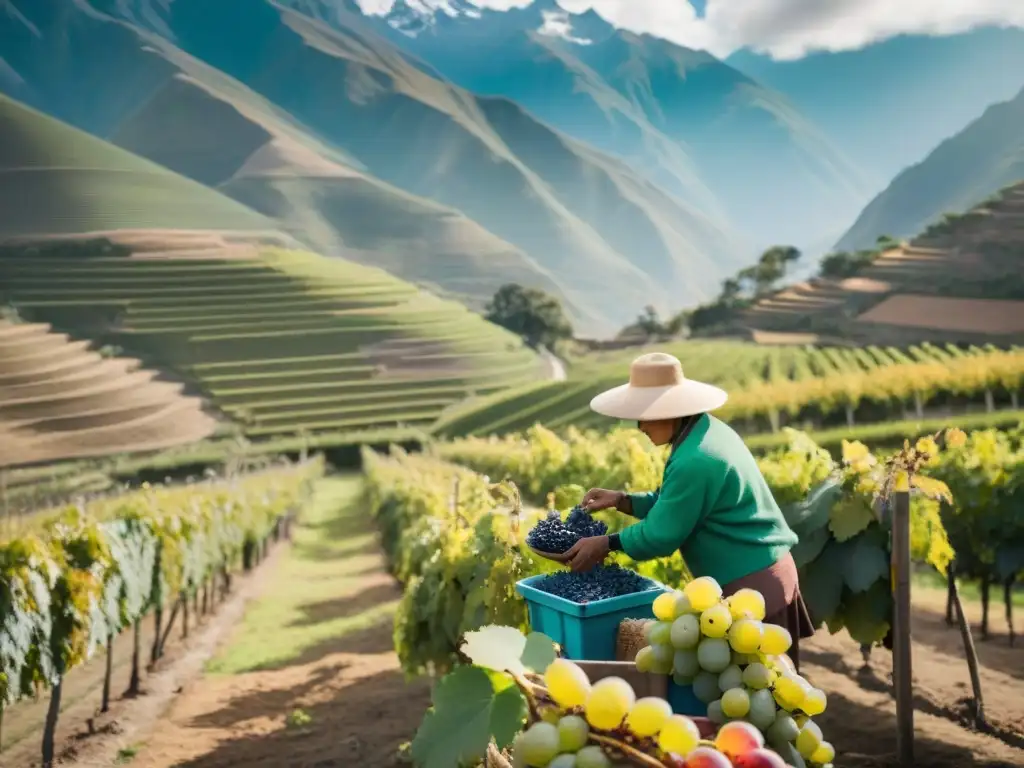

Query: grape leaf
[[411, 666, 527, 768], [790, 526, 829, 569], [520, 632, 557, 673], [799, 542, 845, 625], [842, 536, 889, 594], [828, 497, 875, 542], [841, 581, 892, 646], [784, 479, 842, 534], [461, 626, 529, 675]]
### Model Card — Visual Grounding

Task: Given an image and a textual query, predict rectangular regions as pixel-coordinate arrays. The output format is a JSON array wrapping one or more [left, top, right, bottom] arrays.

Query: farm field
[[0, 319, 215, 466], [20, 470, 1021, 768], [434, 339, 1023, 440], [0, 238, 544, 445], [739, 182, 1024, 345]]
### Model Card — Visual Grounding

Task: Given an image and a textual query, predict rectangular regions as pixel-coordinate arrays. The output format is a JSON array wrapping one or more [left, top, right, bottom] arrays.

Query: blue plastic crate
[[516, 574, 670, 661], [667, 680, 708, 717]]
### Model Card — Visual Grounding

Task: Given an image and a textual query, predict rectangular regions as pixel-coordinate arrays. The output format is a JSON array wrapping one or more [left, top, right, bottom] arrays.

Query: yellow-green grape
[[649, 621, 673, 646], [718, 664, 744, 691], [692, 670, 722, 704], [706, 699, 726, 724], [545, 658, 592, 709], [576, 745, 612, 768], [540, 706, 561, 724], [653, 592, 681, 622], [673, 591, 694, 616], [766, 713, 800, 747], [670, 614, 701, 649], [773, 674, 807, 711], [795, 721, 823, 759], [634, 645, 655, 673], [747, 689, 778, 730], [657, 714, 702, 755], [759, 624, 793, 655], [727, 588, 767, 620], [584, 677, 635, 730], [742, 662, 774, 690], [673, 649, 701, 679], [769, 652, 796, 675], [558, 714, 590, 752], [650, 643, 675, 674], [516, 722, 560, 767], [728, 618, 764, 654], [810, 741, 836, 764], [696, 637, 732, 673], [700, 604, 733, 638], [683, 576, 723, 612], [548, 755, 577, 768], [780, 742, 807, 768], [625, 696, 673, 737], [720, 687, 751, 718], [802, 687, 827, 716]]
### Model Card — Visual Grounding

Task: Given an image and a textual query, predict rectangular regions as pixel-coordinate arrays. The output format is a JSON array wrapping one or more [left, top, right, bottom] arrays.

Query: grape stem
[[589, 732, 670, 767]]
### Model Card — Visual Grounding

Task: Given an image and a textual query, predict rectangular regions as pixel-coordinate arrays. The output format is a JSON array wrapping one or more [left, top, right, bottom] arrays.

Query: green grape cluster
[[512, 657, 793, 768], [633, 579, 835, 768]]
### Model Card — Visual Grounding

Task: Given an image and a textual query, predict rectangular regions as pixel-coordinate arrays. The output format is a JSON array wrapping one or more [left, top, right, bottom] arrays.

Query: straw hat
[[589, 352, 728, 421]]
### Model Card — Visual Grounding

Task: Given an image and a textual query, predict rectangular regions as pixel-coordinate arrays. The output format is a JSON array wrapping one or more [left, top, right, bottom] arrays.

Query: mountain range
[[1, 0, 1022, 336]]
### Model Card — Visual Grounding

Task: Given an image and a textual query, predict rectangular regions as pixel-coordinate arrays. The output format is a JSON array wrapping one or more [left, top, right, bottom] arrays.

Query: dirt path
[[803, 588, 1024, 767], [124, 476, 429, 768]]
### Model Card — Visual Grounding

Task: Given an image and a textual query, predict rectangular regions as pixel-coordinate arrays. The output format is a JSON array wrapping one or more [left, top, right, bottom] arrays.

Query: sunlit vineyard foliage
[[0, 460, 323, 762], [435, 345, 1024, 439], [362, 423, 1024, 676]]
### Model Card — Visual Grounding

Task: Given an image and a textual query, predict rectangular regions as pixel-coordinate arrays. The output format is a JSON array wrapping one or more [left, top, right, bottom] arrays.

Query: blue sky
[[359, 0, 1024, 61]]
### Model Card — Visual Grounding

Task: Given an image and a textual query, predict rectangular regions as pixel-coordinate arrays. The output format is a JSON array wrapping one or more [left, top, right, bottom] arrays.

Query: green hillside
[[0, 0, 748, 334], [0, 94, 272, 236], [836, 85, 1024, 251]]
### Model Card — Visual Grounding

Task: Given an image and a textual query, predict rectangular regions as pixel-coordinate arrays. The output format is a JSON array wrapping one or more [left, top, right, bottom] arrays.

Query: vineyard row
[[0, 459, 323, 765]]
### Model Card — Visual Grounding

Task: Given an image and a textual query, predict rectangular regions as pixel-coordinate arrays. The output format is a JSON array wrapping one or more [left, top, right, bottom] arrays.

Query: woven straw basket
[[617, 618, 653, 662]]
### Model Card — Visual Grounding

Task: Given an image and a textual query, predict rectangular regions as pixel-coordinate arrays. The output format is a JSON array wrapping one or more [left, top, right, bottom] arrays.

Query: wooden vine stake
[[890, 488, 914, 767], [948, 574, 987, 728]]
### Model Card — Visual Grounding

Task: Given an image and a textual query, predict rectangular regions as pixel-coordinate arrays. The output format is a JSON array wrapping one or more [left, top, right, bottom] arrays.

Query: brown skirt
[[722, 552, 815, 671]]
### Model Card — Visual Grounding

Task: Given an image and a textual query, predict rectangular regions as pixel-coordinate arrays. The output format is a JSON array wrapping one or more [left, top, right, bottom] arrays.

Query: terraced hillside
[[434, 340, 1016, 438], [0, 237, 543, 439], [739, 182, 1024, 344], [0, 320, 215, 467]]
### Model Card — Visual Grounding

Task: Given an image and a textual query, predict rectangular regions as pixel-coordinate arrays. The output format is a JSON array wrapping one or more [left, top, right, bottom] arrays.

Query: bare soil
[[856, 295, 1024, 334]]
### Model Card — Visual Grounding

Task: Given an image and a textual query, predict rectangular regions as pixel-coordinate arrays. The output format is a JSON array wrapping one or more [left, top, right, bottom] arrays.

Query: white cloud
[[357, 0, 1024, 59]]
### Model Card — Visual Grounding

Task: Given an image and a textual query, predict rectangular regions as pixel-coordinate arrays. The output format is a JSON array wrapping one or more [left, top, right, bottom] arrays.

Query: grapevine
[[0, 460, 322, 765]]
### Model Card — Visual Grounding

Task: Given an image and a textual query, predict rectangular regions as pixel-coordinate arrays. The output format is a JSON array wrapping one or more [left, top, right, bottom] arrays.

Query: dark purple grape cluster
[[525, 505, 608, 554], [531, 564, 654, 603]]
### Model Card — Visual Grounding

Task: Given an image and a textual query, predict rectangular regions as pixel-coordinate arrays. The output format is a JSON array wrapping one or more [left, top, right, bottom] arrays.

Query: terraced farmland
[[0, 239, 543, 439], [739, 182, 1024, 344], [0, 320, 215, 467], [433, 340, 1020, 438]]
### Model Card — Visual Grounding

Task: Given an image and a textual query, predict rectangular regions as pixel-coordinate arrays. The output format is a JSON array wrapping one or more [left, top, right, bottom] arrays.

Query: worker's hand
[[565, 535, 610, 572], [581, 488, 624, 512]]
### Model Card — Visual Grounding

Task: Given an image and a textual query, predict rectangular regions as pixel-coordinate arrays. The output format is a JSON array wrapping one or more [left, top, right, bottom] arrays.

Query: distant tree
[[635, 305, 663, 337], [485, 283, 573, 349]]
